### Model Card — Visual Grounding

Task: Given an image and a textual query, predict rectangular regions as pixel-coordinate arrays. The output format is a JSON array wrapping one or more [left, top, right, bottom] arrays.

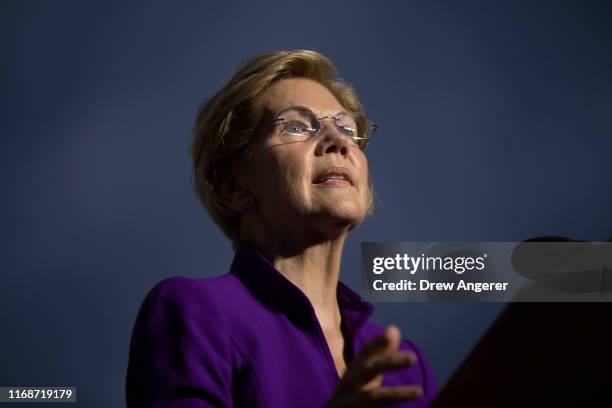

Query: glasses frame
[[271, 107, 377, 146]]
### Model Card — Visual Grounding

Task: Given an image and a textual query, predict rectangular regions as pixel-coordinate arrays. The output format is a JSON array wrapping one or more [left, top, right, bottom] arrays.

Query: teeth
[[325, 175, 347, 181]]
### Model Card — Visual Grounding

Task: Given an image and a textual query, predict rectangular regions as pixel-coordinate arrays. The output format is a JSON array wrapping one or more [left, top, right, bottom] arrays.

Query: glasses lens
[[335, 114, 358, 137], [277, 109, 315, 135]]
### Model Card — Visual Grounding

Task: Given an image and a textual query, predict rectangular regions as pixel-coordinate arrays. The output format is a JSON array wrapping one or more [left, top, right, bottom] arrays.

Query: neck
[[241, 222, 349, 330]]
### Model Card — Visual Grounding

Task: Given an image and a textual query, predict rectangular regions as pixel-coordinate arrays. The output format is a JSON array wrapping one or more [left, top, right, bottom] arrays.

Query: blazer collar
[[229, 240, 374, 340]]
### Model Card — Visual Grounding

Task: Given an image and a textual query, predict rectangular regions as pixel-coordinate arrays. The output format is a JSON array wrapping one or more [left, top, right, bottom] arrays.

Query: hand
[[325, 325, 422, 407]]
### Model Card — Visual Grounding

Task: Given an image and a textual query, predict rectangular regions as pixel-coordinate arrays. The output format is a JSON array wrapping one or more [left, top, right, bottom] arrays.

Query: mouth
[[312, 166, 353, 186]]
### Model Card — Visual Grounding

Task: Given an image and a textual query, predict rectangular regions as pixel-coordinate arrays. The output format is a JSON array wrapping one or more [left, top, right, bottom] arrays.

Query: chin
[[318, 204, 366, 229]]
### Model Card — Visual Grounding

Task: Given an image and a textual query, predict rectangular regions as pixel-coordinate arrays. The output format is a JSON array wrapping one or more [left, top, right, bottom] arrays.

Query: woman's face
[[243, 78, 370, 238]]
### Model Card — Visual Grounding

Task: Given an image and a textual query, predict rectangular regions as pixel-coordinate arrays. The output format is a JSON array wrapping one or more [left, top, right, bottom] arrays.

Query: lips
[[313, 166, 353, 185]]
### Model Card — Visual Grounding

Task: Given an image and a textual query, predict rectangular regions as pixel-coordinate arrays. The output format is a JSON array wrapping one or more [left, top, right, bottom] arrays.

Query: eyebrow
[[273, 105, 349, 119]]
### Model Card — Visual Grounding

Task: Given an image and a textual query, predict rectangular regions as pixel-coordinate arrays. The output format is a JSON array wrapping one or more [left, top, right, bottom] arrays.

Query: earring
[[240, 195, 252, 211], [232, 195, 252, 217]]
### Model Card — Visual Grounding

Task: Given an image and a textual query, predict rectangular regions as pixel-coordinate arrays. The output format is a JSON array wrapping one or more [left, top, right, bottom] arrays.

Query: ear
[[217, 167, 251, 214]]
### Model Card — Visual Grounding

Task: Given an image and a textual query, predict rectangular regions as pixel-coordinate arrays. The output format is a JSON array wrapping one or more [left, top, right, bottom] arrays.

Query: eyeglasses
[[271, 107, 377, 147]]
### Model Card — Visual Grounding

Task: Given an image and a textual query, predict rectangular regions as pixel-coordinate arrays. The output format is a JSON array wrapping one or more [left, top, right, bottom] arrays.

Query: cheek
[[355, 151, 369, 186], [254, 148, 310, 203], [356, 152, 371, 208], [246, 152, 280, 200], [279, 155, 310, 201]]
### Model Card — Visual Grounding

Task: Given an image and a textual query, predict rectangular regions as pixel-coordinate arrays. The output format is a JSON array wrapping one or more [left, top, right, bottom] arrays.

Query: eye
[[335, 114, 358, 138], [282, 120, 310, 135], [337, 125, 356, 137]]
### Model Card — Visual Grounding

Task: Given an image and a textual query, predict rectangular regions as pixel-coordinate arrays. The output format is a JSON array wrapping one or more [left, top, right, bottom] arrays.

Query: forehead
[[258, 78, 345, 114]]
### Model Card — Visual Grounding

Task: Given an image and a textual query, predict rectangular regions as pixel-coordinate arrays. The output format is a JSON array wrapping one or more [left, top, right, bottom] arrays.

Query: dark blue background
[[2, 1, 611, 406]]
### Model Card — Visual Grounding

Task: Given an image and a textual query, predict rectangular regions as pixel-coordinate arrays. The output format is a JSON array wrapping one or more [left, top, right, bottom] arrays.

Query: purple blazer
[[126, 241, 437, 407]]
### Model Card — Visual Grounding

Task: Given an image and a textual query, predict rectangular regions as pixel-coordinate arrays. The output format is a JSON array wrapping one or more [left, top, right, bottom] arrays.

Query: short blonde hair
[[191, 49, 375, 245]]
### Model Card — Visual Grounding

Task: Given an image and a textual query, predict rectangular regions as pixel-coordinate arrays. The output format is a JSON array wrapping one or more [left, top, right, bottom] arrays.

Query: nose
[[314, 120, 351, 157]]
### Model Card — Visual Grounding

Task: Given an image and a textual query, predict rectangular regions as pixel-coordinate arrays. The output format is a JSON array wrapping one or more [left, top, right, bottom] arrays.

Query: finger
[[384, 325, 401, 353], [363, 351, 417, 383], [342, 385, 423, 407], [353, 325, 401, 364], [341, 351, 417, 390]]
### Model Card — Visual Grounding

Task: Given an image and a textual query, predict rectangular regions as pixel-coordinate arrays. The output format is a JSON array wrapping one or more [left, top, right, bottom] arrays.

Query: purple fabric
[[126, 241, 437, 407]]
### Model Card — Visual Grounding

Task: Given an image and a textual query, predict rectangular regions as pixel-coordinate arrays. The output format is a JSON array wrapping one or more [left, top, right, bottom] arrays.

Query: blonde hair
[[191, 50, 375, 245]]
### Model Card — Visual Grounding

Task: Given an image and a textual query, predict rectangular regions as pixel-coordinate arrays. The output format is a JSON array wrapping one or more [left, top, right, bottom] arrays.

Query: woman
[[126, 50, 437, 407]]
